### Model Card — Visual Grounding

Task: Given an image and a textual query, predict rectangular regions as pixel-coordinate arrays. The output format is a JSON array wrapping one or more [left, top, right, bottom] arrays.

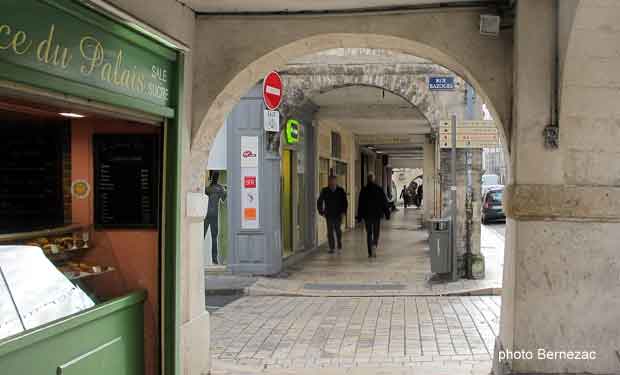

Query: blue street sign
[[429, 77, 455, 91]]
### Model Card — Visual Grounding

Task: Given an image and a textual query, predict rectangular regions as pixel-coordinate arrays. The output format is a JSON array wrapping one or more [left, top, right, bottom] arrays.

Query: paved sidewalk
[[211, 295, 500, 373], [211, 361, 492, 375], [241, 209, 504, 297]]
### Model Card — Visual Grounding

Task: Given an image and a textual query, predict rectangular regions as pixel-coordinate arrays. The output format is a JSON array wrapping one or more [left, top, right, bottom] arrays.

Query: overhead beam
[[357, 134, 427, 145], [389, 158, 424, 169]]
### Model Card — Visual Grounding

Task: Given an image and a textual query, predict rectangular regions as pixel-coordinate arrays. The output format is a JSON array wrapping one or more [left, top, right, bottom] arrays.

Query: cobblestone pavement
[[243, 209, 504, 297], [211, 295, 500, 373]]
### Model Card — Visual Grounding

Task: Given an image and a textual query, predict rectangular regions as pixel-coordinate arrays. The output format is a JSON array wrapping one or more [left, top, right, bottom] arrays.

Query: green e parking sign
[[286, 119, 300, 144]]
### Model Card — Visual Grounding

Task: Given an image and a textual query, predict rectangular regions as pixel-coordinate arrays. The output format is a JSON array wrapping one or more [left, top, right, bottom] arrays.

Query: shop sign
[[286, 119, 300, 144], [429, 76, 455, 91], [0, 0, 176, 113], [71, 179, 90, 199], [241, 168, 259, 229], [244, 176, 256, 188]]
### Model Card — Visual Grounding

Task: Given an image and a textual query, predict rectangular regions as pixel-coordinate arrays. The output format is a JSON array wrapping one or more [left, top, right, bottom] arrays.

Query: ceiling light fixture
[[59, 112, 85, 118]]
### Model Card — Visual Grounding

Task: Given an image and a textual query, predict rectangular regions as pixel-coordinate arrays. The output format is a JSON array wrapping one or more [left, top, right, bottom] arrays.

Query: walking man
[[205, 171, 227, 264], [415, 183, 423, 208], [400, 186, 409, 209], [357, 173, 390, 258], [317, 175, 348, 253]]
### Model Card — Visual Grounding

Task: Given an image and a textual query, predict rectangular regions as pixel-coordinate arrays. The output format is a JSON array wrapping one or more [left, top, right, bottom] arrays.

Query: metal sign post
[[451, 115, 458, 281]]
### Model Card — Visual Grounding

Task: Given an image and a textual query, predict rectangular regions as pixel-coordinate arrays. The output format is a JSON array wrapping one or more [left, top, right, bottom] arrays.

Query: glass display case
[[0, 245, 95, 340]]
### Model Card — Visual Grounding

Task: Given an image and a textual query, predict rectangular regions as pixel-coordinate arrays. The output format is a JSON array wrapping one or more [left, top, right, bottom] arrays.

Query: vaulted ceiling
[[312, 86, 430, 136], [311, 86, 428, 164]]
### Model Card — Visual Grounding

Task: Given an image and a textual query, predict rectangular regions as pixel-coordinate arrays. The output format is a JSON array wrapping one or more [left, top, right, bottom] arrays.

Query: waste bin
[[429, 218, 451, 274]]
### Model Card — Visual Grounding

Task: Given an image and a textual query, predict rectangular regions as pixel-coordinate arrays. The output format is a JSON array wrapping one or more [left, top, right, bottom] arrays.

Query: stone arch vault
[[189, 10, 512, 188], [279, 64, 446, 127]]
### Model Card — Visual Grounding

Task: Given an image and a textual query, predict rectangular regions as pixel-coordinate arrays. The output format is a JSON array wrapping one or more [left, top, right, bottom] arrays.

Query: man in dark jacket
[[400, 186, 409, 208], [356, 173, 390, 258], [317, 175, 348, 253]]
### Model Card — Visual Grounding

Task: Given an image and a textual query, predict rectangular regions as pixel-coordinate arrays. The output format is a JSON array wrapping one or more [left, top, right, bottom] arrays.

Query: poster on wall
[[241, 168, 259, 229], [241, 136, 259, 168], [240, 136, 259, 229]]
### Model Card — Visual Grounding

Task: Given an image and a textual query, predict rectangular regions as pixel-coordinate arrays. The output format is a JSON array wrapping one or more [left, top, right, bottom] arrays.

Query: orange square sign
[[244, 208, 257, 220]]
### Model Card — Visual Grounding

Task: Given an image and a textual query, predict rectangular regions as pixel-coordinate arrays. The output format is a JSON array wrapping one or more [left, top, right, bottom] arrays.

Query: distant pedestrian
[[356, 173, 390, 258], [400, 186, 409, 208], [415, 183, 423, 208], [317, 175, 348, 253]]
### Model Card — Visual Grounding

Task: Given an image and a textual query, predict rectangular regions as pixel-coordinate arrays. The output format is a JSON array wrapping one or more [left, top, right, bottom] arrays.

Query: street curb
[[245, 285, 503, 298]]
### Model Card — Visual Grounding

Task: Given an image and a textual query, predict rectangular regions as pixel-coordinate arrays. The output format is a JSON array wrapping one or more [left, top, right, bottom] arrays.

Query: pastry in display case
[[0, 225, 113, 281]]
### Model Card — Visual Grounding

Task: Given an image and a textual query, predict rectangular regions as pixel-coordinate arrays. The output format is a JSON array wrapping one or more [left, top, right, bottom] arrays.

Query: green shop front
[[0, 1, 182, 375]]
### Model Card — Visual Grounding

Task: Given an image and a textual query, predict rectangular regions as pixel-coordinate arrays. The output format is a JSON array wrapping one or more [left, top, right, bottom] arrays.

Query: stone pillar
[[422, 137, 436, 223], [439, 148, 483, 277], [178, 53, 211, 375], [496, 1, 620, 374], [181, 213, 211, 375]]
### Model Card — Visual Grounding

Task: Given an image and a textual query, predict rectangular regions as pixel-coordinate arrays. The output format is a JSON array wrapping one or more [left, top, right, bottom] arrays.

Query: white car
[[482, 183, 504, 198]]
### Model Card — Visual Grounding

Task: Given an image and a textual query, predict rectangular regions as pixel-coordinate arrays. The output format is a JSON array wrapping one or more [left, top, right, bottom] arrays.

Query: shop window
[[0, 102, 163, 375], [319, 158, 330, 188], [335, 161, 348, 200], [331, 131, 341, 159]]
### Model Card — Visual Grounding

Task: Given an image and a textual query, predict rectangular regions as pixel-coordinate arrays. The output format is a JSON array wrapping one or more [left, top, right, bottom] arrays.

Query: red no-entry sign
[[263, 71, 283, 110]]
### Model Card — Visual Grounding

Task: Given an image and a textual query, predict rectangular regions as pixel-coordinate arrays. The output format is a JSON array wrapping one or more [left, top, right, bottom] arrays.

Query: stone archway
[[279, 64, 445, 127], [186, 22, 512, 375], [190, 31, 512, 190]]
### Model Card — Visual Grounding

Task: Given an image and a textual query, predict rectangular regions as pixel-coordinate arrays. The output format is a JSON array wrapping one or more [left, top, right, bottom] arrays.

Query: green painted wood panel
[[0, 291, 145, 375]]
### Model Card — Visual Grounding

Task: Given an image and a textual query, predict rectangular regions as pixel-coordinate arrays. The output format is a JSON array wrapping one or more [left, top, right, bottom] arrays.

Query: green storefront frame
[[0, 1, 183, 375]]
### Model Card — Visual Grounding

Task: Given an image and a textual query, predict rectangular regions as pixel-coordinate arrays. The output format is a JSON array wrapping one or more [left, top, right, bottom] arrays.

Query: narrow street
[[208, 211, 506, 374], [228, 209, 504, 297]]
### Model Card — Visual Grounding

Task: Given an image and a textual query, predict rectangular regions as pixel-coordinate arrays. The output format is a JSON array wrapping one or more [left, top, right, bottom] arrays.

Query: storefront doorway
[[281, 149, 294, 258], [0, 95, 165, 374]]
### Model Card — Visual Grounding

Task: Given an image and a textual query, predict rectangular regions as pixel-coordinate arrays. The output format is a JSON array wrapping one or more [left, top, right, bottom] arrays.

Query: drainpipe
[[544, 0, 560, 149]]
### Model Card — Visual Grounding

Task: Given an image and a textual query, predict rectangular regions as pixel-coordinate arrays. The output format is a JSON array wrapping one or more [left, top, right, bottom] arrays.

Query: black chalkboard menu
[[93, 134, 160, 229], [0, 121, 67, 234]]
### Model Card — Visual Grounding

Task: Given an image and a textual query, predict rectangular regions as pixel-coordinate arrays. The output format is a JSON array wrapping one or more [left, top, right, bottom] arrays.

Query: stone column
[[496, 1, 620, 374], [178, 53, 211, 375]]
